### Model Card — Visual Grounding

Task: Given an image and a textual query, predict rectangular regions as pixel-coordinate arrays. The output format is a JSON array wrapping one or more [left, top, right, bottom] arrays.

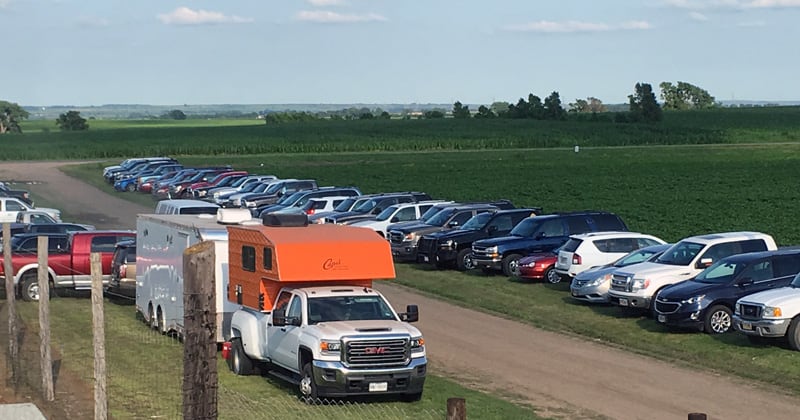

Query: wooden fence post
[[182, 241, 218, 420], [446, 397, 466, 420], [3, 223, 19, 386], [91, 252, 107, 420], [38, 236, 54, 401]]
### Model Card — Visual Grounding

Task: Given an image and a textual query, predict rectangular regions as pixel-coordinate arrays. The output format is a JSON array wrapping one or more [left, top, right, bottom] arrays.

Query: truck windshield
[[655, 241, 705, 266], [510, 218, 539, 237], [461, 212, 492, 231], [375, 205, 400, 221], [307, 296, 396, 324], [426, 209, 455, 226]]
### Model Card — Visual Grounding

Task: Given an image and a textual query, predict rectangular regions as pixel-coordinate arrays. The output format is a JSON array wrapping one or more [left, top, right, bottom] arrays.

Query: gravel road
[[2, 160, 799, 419]]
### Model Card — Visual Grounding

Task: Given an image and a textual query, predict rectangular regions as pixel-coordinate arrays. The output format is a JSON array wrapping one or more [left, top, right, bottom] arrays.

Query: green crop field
[[11, 107, 800, 414]]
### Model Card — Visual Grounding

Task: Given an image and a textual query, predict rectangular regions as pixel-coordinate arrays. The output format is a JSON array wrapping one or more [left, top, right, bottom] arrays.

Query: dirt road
[[3, 160, 799, 419]]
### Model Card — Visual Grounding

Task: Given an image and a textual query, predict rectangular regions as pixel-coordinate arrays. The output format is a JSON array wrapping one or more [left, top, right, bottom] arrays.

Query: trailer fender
[[231, 309, 267, 360]]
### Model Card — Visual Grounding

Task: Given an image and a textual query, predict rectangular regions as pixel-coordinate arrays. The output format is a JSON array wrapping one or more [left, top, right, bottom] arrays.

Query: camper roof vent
[[262, 213, 309, 227], [217, 208, 254, 225]]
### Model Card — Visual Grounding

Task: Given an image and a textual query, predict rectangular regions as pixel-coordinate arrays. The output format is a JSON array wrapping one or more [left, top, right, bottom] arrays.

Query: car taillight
[[306, 208, 315, 215], [572, 254, 582, 265], [119, 264, 127, 278]]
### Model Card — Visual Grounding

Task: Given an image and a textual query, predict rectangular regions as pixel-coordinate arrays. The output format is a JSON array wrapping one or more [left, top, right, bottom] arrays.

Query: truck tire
[[20, 273, 40, 302], [787, 316, 800, 351], [230, 339, 256, 375], [501, 254, 522, 277], [300, 362, 319, 403], [545, 266, 561, 284], [456, 249, 475, 271], [704, 305, 732, 334]]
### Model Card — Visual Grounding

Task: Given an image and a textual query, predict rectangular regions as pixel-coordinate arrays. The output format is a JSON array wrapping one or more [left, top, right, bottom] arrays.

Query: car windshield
[[334, 197, 358, 212], [375, 205, 400, 221], [353, 199, 377, 213], [230, 177, 250, 188], [461, 212, 492, 231], [614, 249, 663, 267], [426, 209, 455, 226], [239, 181, 263, 193], [307, 296, 396, 324], [655, 241, 705, 266], [264, 183, 285, 195], [419, 205, 448, 222], [791, 272, 800, 288], [510, 218, 538, 237], [282, 191, 307, 206], [694, 260, 746, 284], [214, 176, 237, 187]]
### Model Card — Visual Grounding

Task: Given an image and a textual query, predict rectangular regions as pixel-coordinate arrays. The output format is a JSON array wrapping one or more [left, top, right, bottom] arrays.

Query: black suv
[[389, 200, 515, 262], [471, 211, 628, 276], [417, 208, 540, 270], [655, 249, 800, 334], [324, 192, 432, 225], [105, 239, 137, 300]]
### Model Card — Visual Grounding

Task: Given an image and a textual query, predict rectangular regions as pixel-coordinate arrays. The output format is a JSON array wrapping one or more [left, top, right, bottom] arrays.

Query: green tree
[[474, 105, 495, 119], [423, 110, 445, 119], [543, 91, 566, 120], [56, 110, 89, 131], [528, 94, 545, 119], [628, 82, 662, 122], [163, 109, 187, 120], [452, 101, 471, 119], [490, 101, 510, 117], [569, 99, 589, 113], [0, 100, 29, 134], [660, 81, 716, 110]]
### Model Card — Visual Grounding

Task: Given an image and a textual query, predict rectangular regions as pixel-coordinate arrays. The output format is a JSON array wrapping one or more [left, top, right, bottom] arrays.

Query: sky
[[2, 0, 799, 106]]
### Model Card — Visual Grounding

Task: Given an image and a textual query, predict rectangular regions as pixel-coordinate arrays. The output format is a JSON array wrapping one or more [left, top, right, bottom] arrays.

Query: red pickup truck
[[1, 230, 134, 301]]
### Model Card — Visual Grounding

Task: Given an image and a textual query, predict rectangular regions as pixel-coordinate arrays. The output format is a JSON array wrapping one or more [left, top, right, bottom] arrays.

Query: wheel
[[157, 307, 167, 335], [456, 249, 475, 271], [704, 305, 733, 334], [501, 253, 522, 277], [787, 316, 800, 351], [19, 273, 40, 302], [125, 183, 136, 192], [401, 391, 423, 402], [545, 266, 561, 284], [300, 362, 319, 403], [148, 304, 158, 330], [230, 339, 256, 375]]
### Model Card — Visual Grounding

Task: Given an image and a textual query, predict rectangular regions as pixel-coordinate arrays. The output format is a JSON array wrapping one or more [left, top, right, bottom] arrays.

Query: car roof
[[718, 248, 800, 263], [679, 231, 772, 244], [569, 231, 654, 240]]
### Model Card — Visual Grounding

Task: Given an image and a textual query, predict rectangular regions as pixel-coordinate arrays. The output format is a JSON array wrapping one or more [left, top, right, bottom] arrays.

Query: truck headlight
[[320, 340, 341, 354], [631, 278, 650, 291], [440, 240, 455, 249], [404, 233, 416, 241], [734, 302, 741, 315], [681, 295, 705, 305], [763, 306, 783, 318], [411, 337, 425, 353]]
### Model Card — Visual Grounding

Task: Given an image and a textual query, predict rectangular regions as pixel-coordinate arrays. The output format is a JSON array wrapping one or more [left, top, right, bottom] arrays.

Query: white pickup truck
[[223, 216, 427, 402], [733, 274, 800, 350], [608, 232, 777, 310]]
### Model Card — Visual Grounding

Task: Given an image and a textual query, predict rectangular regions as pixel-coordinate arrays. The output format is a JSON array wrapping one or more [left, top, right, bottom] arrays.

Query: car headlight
[[440, 239, 455, 249], [484, 246, 498, 254], [681, 295, 705, 305], [588, 273, 612, 287], [734, 302, 741, 315], [411, 336, 425, 353], [631, 278, 650, 291], [320, 340, 341, 355], [763, 306, 783, 318]]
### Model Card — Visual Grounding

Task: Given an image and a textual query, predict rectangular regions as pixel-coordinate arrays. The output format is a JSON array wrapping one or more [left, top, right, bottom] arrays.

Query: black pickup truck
[[0, 182, 33, 205]]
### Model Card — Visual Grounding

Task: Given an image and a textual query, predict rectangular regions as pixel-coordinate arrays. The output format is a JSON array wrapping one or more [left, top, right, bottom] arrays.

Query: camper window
[[242, 246, 256, 272], [263, 247, 273, 270]]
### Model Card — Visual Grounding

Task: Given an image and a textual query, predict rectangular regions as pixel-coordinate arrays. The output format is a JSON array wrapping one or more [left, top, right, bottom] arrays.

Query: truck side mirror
[[272, 314, 286, 327], [736, 276, 753, 287], [400, 304, 419, 323], [488, 225, 498, 233], [697, 258, 713, 269]]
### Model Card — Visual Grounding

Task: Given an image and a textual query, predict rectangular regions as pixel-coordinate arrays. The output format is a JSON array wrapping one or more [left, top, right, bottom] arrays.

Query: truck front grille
[[739, 304, 763, 320], [389, 232, 405, 245], [610, 274, 631, 292], [345, 338, 409, 367], [416, 237, 436, 256]]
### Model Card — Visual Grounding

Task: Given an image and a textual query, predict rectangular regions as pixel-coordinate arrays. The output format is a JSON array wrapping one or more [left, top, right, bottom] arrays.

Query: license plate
[[741, 321, 753, 331], [421, 255, 429, 262], [619, 298, 629, 307], [369, 382, 388, 392], [658, 315, 666, 323]]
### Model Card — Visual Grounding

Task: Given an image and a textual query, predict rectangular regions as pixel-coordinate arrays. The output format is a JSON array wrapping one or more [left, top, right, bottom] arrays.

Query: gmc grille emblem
[[364, 346, 387, 355]]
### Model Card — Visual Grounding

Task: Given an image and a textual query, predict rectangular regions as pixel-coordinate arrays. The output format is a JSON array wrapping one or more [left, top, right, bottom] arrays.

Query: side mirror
[[697, 258, 713, 269], [487, 225, 498, 233], [272, 314, 286, 327], [447, 221, 459, 228], [390, 217, 399, 223], [400, 304, 419, 323], [736, 277, 754, 286], [535, 232, 545, 240]]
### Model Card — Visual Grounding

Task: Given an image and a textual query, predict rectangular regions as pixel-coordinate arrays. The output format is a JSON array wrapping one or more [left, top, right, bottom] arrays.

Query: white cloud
[[295, 10, 386, 23], [307, 0, 346, 6], [0, 0, 11, 9], [157, 7, 253, 25], [663, 0, 800, 9], [505, 20, 651, 33], [689, 11, 710, 20], [743, 0, 800, 8]]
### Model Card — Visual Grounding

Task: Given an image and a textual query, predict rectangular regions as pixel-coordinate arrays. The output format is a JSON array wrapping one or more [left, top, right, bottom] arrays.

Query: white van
[[154, 199, 219, 216]]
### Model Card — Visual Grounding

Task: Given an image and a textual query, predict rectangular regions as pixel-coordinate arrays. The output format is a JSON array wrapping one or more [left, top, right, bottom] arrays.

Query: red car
[[516, 251, 562, 284]]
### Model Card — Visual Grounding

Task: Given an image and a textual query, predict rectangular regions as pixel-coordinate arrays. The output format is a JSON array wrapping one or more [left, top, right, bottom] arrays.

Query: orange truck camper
[[227, 223, 396, 311]]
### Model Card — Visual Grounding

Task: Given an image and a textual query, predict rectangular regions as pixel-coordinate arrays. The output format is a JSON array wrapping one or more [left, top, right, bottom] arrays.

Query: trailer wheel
[[300, 362, 319, 404], [20, 273, 40, 302], [148, 304, 157, 330], [157, 307, 167, 335], [230, 339, 256, 375]]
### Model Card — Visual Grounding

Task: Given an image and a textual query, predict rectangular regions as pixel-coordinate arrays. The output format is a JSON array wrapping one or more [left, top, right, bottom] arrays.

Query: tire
[[787, 316, 800, 351], [148, 304, 158, 330], [230, 339, 256, 375], [19, 273, 40, 302], [300, 362, 319, 403], [157, 307, 167, 335], [545, 266, 561, 284], [704, 305, 733, 334], [456, 249, 475, 271], [501, 253, 522, 277], [125, 183, 136, 192], [401, 392, 423, 402]]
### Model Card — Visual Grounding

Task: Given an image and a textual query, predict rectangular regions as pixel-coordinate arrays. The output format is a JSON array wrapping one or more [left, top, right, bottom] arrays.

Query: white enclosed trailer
[[136, 210, 254, 342]]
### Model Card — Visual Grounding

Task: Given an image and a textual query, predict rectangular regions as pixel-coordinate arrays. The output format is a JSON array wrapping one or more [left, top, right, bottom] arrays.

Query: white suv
[[608, 231, 777, 310], [350, 201, 446, 238], [555, 231, 665, 280]]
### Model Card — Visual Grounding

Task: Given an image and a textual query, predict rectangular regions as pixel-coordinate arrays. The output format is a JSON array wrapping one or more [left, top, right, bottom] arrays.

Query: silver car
[[570, 244, 671, 303]]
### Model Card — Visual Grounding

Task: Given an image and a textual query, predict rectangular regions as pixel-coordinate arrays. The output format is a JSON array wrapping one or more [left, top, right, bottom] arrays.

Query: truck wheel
[[787, 316, 800, 351], [456, 249, 475, 271], [230, 339, 256, 375], [300, 363, 319, 403], [704, 305, 732, 334], [20, 273, 40, 302], [401, 392, 423, 402], [501, 254, 522, 277], [545, 267, 561, 284]]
